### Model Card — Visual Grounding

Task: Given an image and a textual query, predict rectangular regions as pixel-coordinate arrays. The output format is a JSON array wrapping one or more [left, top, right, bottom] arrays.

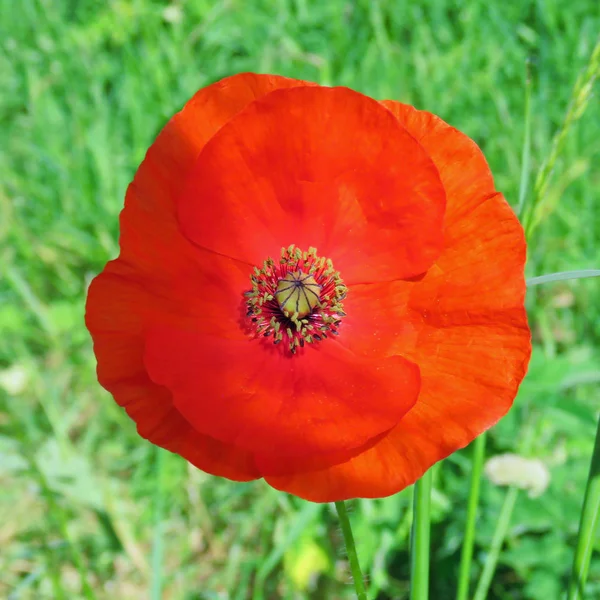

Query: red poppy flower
[[85, 73, 531, 502]]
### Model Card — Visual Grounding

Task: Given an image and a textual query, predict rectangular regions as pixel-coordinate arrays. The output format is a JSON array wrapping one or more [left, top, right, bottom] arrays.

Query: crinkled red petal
[[178, 86, 446, 284], [86, 73, 315, 481], [265, 102, 531, 501], [144, 327, 421, 463]]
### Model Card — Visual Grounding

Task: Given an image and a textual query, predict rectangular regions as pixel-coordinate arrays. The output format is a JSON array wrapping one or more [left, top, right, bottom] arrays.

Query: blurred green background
[[1, 0, 599, 598]]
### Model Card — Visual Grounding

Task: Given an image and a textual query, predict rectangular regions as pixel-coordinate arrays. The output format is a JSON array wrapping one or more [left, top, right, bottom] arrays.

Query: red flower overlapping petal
[[178, 86, 446, 283], [85, 73, 531, 501]]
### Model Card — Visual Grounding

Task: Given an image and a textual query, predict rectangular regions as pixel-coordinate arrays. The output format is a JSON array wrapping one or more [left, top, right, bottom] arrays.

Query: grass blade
[[522, 36, 600, 237], [151, 448, 166, 600], [526, 269, 600, 287], [335, 501, 368, 600], [517, 61, 533, 217], [472, 419, 537, 600], [410, 469, 432, 600], [472, 487, 519, 600], [456, 434, 486, 600], [567, 417, 600, 600]]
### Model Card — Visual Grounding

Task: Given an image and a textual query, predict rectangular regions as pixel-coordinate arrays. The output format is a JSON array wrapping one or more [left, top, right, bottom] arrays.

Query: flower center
[[244, 245, 347, 354], [275, 271, 321, 318]]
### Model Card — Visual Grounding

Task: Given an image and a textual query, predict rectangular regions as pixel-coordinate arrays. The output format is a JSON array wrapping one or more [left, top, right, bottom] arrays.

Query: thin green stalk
[[472, 421, 536, 600], [526, 269, 600, 287], [522, 36, 600, 237], [335, 501, 367, 600], [456, 434, 486, 600], [567, 417, 600, 600], [472, 487, 519, 600], [151, 448, 166, 600], [517, 62, 532, 217], [410, 468, 432, 600]]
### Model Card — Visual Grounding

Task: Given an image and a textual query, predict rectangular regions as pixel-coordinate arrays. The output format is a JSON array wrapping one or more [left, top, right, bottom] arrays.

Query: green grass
[[1, 0, 599, 598]]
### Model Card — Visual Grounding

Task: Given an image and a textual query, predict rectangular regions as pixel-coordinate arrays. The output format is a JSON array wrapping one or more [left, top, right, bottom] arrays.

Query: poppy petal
[[87, 77, 531, 502], [144, 327, 421, 462], [253, 430, 390, 477], [265, 104, 531, 501], [87, 74, 313, 481], [118, 73, 312, 277], [380, 100, 495, 226], [86, 272, 259, 481], [178, 86, 446, 284]]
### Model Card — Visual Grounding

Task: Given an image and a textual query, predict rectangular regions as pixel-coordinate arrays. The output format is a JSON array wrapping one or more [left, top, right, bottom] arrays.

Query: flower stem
[[456, 433, 486, 600], [471, 414, 537, 600], [472, 486, 519, 600], [151, 448, 166, 600], [335, 501, 368, 600], [410, 468, 432, 600], [567, 417, 600, 600]]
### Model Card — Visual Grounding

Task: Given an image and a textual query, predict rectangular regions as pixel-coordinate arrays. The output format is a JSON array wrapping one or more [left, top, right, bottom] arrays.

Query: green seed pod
[[275, 271, 321, 319]]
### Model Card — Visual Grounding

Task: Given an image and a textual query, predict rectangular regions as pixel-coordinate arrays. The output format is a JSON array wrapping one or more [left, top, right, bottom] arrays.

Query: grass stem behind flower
[[410, 469, 432, 600], [335, 501, 368, 600], [521, 36, 600, 237], [567, 417, 600, 600], [151, 448, 166, 600], [517, 61, 533, 218], [456, 433, 486, 600], [472, 487, 520, 600], [526, 269, 600, 287]]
